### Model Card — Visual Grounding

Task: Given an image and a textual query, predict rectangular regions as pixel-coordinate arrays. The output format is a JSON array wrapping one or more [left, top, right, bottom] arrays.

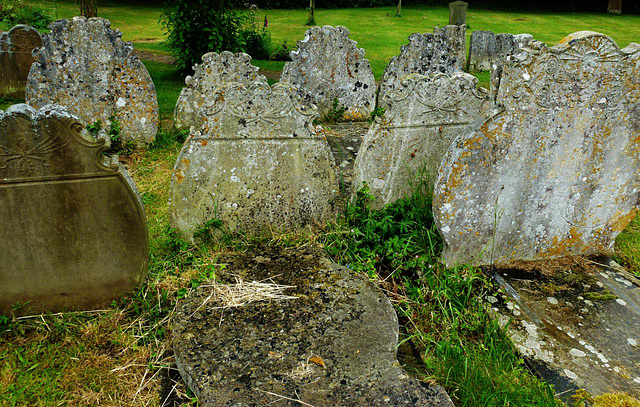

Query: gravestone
[[0, 104, 149, 316], [434, 31, 640, 266], [26, 17, 158, 146], [449, 1, 468, 25], [434, 24, 467, 67], [467, 31, 533, 72], [174, 51, 268, 131], [173, 245, 454, 407], [280, 26, 375, 121], [378, 33, 464, 109], [354, 73, 490, 209], [170, 82, 338, 238], [0, 25, 41, 98]]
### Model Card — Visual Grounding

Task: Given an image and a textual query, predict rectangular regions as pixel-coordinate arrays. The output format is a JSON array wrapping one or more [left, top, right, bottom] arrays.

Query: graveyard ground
[[1, 2, 639, 406]]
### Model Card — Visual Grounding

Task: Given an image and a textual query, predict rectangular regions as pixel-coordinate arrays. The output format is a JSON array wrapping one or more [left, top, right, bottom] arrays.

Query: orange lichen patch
[[175, 170, 184, 183], [309, 355, 325, 367], [181, 158, 190, 168], [200, 140, 208, 146], [540, 226, 585, 257], [463, 133, 484, 150], [611, 208, 639, 232]]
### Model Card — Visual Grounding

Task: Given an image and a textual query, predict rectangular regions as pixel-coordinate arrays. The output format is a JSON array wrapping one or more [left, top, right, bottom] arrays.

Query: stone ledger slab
[[26, 17, 158, 146], [281, 25, 376, 120], [174, 51, 268, 131], [169, 82, 338, 238], [378, 32, 464, 109], [434, 31, 640, 266], [0, 25, 42, 98], [354, 73, 490, 209], [0, 104, 148, 316], [173, 245, 454, 407]]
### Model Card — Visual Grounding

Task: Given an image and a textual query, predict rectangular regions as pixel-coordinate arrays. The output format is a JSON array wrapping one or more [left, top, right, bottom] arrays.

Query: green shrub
[[0, 0, 52, 30], [161, 1, 271, 74]]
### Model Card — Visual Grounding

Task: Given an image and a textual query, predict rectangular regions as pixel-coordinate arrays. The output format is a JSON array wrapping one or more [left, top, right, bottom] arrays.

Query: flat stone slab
[[281, 25, 376, 120], [173, 245, 454, 407], [0, 104, 148, 316], [434, 31, 640, 266], [174, 51, 267, 131], [169, 82, 338, 238], [26, 17, 158, 146], [354, 72, 490, 209], [0, 25, 42, 98], [488, 257, 640, 400]]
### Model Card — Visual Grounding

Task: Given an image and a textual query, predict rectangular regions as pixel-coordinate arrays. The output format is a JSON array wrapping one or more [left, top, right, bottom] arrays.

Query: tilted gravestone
[[354, 73, 490, 209], [26, 17, 158, 146], [0, 104, 149, 316], [467, 30, 533, 72], [173, 246, 454, 407], [280, 26, 375, 121], [434, 31, 640, 266], [378, 32, 464, 109], [0, 25, 42, 98], [170, 82, 338, 238], [434, 24, 467, 67], [174, 51, 267, 131]]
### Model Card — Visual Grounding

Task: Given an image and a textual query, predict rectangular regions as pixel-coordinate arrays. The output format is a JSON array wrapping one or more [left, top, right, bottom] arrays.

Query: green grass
[[615, 213, 640, 277], [141, 60, 184, 121]]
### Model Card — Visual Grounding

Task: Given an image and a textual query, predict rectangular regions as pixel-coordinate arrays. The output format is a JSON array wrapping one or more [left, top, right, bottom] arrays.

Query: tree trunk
[[306, 0, 316, 26], [607, 0, 622, 14], [80, 0, 98, 18], [395, 0, 402, 17]]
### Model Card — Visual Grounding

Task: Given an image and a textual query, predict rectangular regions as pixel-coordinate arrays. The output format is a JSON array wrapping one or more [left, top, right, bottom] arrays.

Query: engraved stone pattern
[[26, 17, 158, 146], [0, 25, 41, 98], [170, 82, 338, 238], [354, 73, 489, 209], [174, 51, 267, 131], [378, 33, 464, 109], [0, 104, 149, 315], [280, 26, 375, 120], [434, 31, 640, 266], [434, 24, 466, 67]]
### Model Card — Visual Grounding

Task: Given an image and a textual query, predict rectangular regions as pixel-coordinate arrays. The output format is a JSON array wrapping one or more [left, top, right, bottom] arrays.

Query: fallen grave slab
[[173, 245, 454, 406]]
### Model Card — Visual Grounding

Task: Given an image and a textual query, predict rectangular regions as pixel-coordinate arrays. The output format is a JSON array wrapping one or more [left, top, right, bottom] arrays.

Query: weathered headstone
[[467, 30, 533, 72], [281, 25, 376, 121], [174, 51, 267, 131], [173, 245, 454, 407], [0, 25, 42, 98], [26, 17, 158, 146], [354, 73, 490, 209], [378, 33, 464, 109], [434, 24, 467, 67], [0, 104, 149, 316], [449, 1, 468, 25], [434, 31, 640, 266], [170, 82, 338, 238]]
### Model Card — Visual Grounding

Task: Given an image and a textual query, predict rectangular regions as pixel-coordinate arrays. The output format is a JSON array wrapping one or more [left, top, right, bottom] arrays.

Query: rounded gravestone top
[[173, 245, 453, 406]]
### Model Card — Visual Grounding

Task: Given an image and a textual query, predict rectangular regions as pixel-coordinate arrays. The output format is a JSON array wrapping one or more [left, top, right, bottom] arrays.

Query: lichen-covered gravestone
[[434, 25, 467, 67], [354, 73, 489, 209], [173, 246, 454, 407], [434, 31, 640, 266], [0, 104, 148, 316], [0, 25, 42, 98], [174, 51, 267, 131], [26, 17, 158, 146], [170, 82, 338, 238], [378, 32, 464, 108], [467, 30, 532, 72], [280, 26, 375, 120]]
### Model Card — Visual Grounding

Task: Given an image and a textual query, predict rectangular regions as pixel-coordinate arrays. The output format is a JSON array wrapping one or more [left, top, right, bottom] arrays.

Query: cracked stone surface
[[169, 82, 338, 239], [26, 17, 158, 146], [281, 26, 376, 121], [172, 245, 454, 407], [434, 31, 640, 266], [174, 51, 267, 131]]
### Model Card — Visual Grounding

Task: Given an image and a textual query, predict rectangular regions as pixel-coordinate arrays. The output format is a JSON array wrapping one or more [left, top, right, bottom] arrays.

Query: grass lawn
[[1, 2, 639, 406]]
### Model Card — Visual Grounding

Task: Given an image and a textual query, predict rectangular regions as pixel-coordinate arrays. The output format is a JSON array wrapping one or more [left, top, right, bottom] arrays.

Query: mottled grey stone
[[173, 245, 454, 407], [468, 30, 533, 72], [354, 72, 490, 209], [434, 31, 640, 266], [449, 1, 468, 25], [281, 26, 375, 121], [0, 104, 148, 316], [434, 24, 466, 67], [169, 82, 338, 238], [379, 33, 464, 109], [0, 25, 41, 98], [174, 51, 267, 131], [26, 17, 158, 146]]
